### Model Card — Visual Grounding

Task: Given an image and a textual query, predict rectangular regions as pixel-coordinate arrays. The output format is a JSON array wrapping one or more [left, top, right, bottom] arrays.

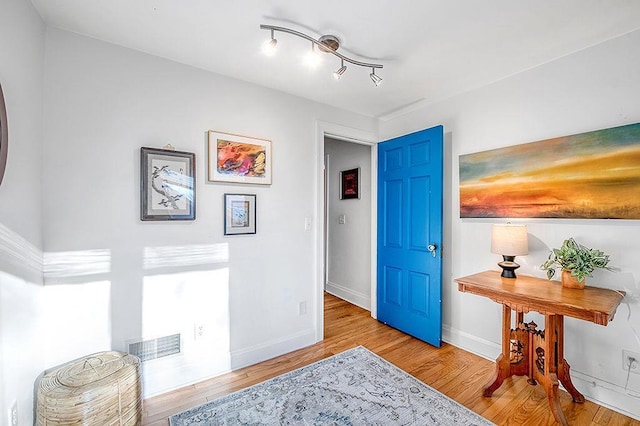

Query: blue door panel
[[409, 176, 429, 250], [384, 179, 403, 248], [408, 271, 429, 316], [384, 147, 403, 171], [384, 266, 403, 307], [409, 141, 431, 166], [377, 125, 443, 347]]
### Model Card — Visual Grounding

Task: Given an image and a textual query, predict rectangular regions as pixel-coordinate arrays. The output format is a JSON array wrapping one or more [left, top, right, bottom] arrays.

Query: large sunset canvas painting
[[459, 122, 640, 219]]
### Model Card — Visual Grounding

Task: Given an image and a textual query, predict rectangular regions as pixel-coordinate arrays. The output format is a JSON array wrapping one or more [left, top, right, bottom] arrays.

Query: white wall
[[40, 27, 376, 397], [324, 138, 371, 309], [3, 2, 638, 420], [381, 29, 640, 419], [0, 0, 45, 424]]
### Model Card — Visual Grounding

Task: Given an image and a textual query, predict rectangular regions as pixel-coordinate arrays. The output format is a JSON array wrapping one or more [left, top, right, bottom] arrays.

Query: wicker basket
[[36, 351, 142, 425]]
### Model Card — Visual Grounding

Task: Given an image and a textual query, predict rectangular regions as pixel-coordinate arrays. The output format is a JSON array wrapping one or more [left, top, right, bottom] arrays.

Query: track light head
[[262, 30, 277, 56], [304, 43, 321, 68], [262, 38, 277, 56], [370, 68, 382, 86], [333, 60, 347, 80]]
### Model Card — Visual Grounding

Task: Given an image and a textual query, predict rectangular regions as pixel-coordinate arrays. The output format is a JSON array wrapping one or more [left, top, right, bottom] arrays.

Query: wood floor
[[143, 293, 639, 425]]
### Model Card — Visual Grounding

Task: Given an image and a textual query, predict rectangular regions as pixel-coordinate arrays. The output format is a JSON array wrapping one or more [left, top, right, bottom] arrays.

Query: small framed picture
[[340, 167, 360, 200], [140, 147, 196, 221], [224, 193, 256, 235], [208, 130, 272, 185]]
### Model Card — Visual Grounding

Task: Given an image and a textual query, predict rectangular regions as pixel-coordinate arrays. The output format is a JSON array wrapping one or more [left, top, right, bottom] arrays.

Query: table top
[[455, 270, 625, 326]]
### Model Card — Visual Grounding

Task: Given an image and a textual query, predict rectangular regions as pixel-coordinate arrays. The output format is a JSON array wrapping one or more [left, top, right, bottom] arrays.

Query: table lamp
[[491, 224, 528, 278]]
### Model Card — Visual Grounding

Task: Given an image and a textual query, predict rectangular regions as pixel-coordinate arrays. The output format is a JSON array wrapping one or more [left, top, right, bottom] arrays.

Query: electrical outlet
[[622, 350, 640, 374], [194, 323, 205, 340], [299, 301, 307, 316], [8, 400, 17, 426]]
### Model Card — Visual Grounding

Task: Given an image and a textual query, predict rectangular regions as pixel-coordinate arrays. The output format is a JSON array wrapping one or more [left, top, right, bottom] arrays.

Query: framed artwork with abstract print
[[208, 130, 272, 185], [140, 147, 196, 221], [224, 193, 256, 235]]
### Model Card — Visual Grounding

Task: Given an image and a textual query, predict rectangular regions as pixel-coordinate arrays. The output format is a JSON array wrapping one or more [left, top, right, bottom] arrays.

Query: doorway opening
[[324, 137, 372, 311], [314, 122, 377, 343]]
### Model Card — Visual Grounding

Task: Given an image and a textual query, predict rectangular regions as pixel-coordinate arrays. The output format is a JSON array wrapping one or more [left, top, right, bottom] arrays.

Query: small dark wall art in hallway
[[340, 167, 359, 200]]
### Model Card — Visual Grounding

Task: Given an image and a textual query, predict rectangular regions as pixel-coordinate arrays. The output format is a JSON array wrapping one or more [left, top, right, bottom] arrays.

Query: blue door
[[377, 125, 443, 347]]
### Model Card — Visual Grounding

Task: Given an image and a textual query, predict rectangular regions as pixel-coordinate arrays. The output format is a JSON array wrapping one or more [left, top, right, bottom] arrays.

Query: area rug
[[169, 346, 493, 425]]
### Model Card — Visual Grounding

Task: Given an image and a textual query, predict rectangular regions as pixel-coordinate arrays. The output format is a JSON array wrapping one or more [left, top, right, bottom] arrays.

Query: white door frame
[[314, 121, 378, 342]]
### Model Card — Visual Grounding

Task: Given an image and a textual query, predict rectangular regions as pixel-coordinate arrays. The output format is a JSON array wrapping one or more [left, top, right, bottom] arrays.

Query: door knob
[[427, 244, 437, 257]]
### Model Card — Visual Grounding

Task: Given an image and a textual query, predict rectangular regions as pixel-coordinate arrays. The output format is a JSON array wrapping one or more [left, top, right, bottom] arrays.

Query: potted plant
[[540, 238, 613, 289]]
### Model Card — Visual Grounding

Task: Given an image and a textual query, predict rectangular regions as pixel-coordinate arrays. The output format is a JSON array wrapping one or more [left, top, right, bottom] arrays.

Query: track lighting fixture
[[260, 24, 383, 86]]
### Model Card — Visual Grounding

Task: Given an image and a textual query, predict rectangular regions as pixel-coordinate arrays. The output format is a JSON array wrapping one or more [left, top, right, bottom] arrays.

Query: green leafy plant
[[540, 238, 613, 282]]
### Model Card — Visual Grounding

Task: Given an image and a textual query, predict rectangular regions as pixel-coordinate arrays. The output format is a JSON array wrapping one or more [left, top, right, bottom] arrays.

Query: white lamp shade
[[491, 224, 528, 256]]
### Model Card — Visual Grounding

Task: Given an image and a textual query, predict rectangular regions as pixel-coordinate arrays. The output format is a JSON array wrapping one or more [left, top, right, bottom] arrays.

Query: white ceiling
[[29, 0, 640, 119]]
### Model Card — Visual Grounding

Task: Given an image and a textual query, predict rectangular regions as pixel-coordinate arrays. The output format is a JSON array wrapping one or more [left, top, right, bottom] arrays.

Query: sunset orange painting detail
[[459, 122, 640, 219]]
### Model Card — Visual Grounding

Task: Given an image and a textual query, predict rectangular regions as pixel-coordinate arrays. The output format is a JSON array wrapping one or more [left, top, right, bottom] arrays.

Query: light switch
[[304, 216, 312, 231], [338, 214, 346, 224]]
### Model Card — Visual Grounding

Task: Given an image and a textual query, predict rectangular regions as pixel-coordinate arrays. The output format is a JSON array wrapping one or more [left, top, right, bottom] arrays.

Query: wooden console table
[[455, 271, 624, 425]]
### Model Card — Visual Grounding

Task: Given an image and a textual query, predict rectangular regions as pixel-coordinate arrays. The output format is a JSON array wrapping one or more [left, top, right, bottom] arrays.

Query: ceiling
[[29, 0, 640, 119]]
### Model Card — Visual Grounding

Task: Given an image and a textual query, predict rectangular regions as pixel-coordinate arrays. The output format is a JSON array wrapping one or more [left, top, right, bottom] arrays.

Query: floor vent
[[128, 333, 181, 362]]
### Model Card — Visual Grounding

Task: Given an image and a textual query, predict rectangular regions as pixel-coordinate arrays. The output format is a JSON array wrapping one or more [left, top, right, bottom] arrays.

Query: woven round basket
[[36, 351, 142, 425]]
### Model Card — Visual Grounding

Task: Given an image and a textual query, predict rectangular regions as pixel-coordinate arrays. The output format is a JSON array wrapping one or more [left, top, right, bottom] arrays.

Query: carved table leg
[[543, 314, 570, 425], [483, 305, 512, 397], [483, 353, 507, 397], [545, 373, 569, 426], [559, 359, 585, 403], [555, 316, 585, 403]]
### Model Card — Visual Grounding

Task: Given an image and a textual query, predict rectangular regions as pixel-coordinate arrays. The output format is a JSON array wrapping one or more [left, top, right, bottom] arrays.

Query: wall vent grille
[[128, 333, 181, 362]]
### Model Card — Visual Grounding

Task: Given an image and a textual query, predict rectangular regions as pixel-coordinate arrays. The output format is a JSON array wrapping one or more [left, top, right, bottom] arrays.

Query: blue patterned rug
[[169, 346, 493, 425]]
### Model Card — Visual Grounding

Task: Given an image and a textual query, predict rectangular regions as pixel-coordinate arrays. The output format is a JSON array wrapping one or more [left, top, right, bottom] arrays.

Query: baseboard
[[230, 329, 318, 371], [141, 351, 232, 398], [325, 281, 370, 311], [443, 323, 640, 421], [442, 324, 500, 362], [143, 329, 318, 398], [569, 369, 640, 421]]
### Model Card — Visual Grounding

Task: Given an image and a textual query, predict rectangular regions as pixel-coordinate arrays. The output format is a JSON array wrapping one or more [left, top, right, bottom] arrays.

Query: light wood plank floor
[[143, 293, 639, 425]]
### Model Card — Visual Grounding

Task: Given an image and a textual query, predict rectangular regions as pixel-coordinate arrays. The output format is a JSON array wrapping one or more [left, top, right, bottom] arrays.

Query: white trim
[[315, 121, 378, 343], [230, 329, 316, 371], [325, 281, 370, 311], [322, 128, 377, 145], [442, 324, 500, 362], [140, 349, 232, 398], [369, 143, 378, 319], [377, 98, 431, 122], [324, 153, 330, 288], [569, 370, 640, 420]]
